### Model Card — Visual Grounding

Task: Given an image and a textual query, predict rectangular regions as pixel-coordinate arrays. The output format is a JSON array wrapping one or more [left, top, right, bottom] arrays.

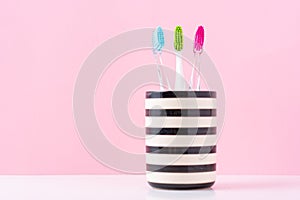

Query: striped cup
[[145, 91, 217, 189]]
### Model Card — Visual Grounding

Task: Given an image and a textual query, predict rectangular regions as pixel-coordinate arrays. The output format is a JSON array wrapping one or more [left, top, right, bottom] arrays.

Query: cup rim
[[146, 90, 216, 98]]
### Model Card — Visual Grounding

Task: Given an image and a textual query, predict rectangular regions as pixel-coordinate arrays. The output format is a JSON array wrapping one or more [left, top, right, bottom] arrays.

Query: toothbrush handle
[[175, 54, 186, 90], [189, 53, 196, 89], [155, 55, 164, 90], [190, 53, 200, 90], [196, 75, 200, 90], [196, 53, 201, 90], [189, 68, 195, 90], [158, 54, 171, 90]]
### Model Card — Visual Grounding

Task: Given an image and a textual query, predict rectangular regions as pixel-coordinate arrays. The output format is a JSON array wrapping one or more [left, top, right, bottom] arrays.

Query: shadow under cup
[[145, 91, 217, 190]]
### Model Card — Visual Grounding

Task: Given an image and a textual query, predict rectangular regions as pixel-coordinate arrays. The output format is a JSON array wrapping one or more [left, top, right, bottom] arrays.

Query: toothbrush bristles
[[152, 26, 164, 53], [174, 26, 183, 51], [194, 26, 204, 52]]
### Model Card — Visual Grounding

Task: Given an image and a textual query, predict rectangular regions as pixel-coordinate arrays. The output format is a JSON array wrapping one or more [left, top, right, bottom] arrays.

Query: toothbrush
[[174, 26, 185, 90], [152, 26, 170, 90], [190, 26, 204, 90]]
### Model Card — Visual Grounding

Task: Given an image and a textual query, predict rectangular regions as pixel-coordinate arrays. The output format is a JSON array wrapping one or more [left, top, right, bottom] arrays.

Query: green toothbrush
[[174, 26, 186, 90]]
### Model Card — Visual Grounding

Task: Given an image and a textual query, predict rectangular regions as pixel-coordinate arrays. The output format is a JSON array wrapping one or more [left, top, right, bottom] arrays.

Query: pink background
[[1, 0, 300, 175]]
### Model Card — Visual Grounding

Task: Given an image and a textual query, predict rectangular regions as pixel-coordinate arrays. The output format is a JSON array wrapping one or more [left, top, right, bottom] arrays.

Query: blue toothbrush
[[152, 26, 170, 90]]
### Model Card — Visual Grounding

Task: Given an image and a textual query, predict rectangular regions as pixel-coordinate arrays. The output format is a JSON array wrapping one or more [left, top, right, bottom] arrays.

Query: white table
[[0, 175, 299, 199]]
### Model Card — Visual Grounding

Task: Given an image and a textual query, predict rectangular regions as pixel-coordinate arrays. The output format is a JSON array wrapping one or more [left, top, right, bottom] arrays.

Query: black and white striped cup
[[145, 91, 217, 189]]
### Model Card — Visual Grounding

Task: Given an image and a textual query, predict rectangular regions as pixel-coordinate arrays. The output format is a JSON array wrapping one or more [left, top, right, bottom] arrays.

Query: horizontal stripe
[[145, 98, 217, 109], [147, 164, 216, 173], [146, 153, 217, 165], [145, 117, 217, 128], [146, 127, 217, 135], [146, 91, 216, 98], [145, 109, 216, 117], [148, 181, 215, 189], [146, 135, 217, 147], [146, 146, 216, 154], [146, 171, 216, 184]]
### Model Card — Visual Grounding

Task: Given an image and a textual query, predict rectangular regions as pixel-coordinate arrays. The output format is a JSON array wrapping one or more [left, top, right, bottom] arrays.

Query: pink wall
[[1, 0, 300, 175]]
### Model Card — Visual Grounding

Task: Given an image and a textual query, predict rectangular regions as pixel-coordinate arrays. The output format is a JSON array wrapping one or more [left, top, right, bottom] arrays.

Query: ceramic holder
[[145, 91, 217, 189]]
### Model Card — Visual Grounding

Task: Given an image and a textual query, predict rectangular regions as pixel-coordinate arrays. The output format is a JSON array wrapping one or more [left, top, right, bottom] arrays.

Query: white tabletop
[[0, 175, 299, 199]]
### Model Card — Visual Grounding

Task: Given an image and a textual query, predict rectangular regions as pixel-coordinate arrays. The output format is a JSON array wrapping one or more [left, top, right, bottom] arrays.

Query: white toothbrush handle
[[196, 53, 201, 90], [189, 53, 201, 90], [189, 53, 196, 89], [158, 55, 171, 90], [189, 68, 194, 89], [175, 53, 186, 90], [196, 75, 200, 90], [155, 55, 164, 90]]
